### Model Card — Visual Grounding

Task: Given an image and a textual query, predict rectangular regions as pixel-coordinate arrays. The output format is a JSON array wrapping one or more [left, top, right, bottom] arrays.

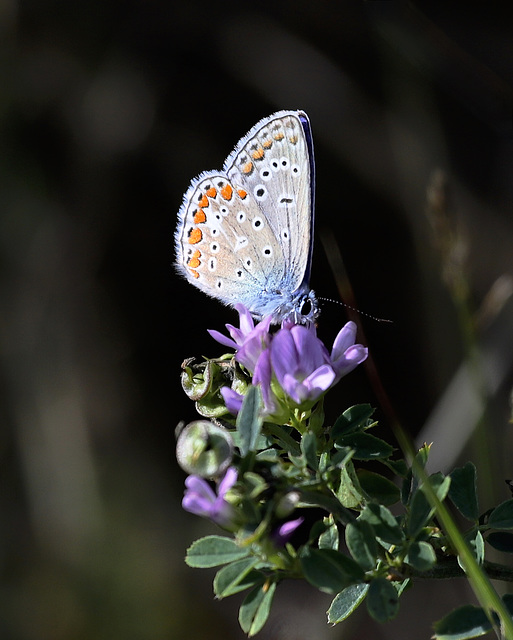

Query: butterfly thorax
[[252, 286, 319, 325]]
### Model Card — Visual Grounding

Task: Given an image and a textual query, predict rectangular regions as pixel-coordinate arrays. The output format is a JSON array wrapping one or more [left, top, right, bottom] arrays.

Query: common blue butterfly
[[175, 110, 318, 324]]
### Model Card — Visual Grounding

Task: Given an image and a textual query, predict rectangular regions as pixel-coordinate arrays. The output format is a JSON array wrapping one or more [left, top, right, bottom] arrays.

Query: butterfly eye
[[299, 297, 313, 317]]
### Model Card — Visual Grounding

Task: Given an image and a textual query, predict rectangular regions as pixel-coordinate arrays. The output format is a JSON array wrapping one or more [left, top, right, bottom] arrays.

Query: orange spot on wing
[[187, 249, 201, 268], [242, 162, 253, 174], [189, 268, 200, 279], [220, 184, 233, 200], [289, 135, 298, 144], [193, 209, 206, 224], [274, 132, 284, 141], [262, 139, 272, 148], [198, 195, 209, 208], [206, 187, 217, 198], [188, 228, 202, 244], [252, 148, 264, 160], [237, 189, 247, 199]]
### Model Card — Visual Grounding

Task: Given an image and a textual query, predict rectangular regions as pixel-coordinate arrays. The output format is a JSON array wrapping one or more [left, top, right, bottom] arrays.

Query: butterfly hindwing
[[175, 110, 317, 322]]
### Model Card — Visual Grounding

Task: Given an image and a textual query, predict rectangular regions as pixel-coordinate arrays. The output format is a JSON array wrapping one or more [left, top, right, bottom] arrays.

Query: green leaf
[[405, 541, 436, 571], [185, 535, 249, 568], [319, 516, 339, 550], [407, 473, 451, 538], [213, 557, 263, 598], [460, 530, 484, 567], [366, 577, 399, 622], [359, 504, 404, 545], [308, 398, 325, 434], [327, 583, 369, 624], [336, 432, 394, 460], [486, 531, 513, 553], [298, 490, 355, 526], [345, 520, 378, 571], [357, 469, 401, 506], [383, 458, 409, 478], [433, 604, 495, 639], [265, 423, 301, 456], [331, 404, 375, 438], [236, 385, 263, 457], [449, 462, 479, 521], [239, 581, 276, 636], [300, 547, 365, 594], [488, 498, 513, 530], [301, 430, 318, 470], [337, 459, 366, 508]]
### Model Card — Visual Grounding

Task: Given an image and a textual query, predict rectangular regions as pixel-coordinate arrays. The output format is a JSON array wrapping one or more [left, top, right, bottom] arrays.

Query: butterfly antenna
[[318, 297, 393, 324]]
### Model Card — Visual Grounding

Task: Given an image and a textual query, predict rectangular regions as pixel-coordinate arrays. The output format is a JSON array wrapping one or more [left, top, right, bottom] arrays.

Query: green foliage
[[366, 577, 399, 622], [345, 520, 378, 571], [327, 583, 369, 624], [239, 582, 277, 637], [185, 536, 249, 568], [487, 499, 513, 530], [433, 605, 496, 639], [237, 385, 263, 457], [181, 401, 513, 637], [300, 547, 365, 593], [449, 462, 479, 521]]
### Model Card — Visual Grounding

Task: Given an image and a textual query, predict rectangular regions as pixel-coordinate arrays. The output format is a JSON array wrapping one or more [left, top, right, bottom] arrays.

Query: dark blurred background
[[1, 2, 512, 638]]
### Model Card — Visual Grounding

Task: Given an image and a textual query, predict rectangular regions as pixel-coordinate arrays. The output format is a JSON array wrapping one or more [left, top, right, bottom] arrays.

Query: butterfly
[[175, 110, 318, 324]]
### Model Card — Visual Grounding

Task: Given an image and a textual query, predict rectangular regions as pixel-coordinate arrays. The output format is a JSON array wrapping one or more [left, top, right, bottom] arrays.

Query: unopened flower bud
[[176, 420, 234, 478], [275, 491, 301, 518]]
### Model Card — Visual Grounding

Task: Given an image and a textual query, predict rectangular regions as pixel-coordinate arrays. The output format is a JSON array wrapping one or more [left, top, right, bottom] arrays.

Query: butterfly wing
[[175, 110, 315, 318]]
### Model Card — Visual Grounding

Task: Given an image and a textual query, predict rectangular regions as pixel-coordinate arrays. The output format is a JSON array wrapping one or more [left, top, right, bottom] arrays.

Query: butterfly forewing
[[226, 111, 312, 293]]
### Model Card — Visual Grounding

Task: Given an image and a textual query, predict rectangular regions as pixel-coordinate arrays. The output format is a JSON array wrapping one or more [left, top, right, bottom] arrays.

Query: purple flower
[[182, 467, 238, 528], [269, 324, 334, 404], [268, 321, 367, 406], [209, 305, 367, 416], [330, 321, 369, 382], [208, 303, 272, 372], [271, 517, 305, 547], [220, 387, 244, 415]]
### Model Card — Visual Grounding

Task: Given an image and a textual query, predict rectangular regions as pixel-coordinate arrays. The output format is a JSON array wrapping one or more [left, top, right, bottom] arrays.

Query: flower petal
[[333, 345, 368, 379], [217, 466, 238, 497], [270, 329, 299, 383], [331, 321, 358, 361], [234, 303, 255, 336], [207, 329, 239, 350], [291, 324, 325, 373], [272, 517, 304, 546], [184, 475, 216, 502], [303, 364, 336, 398], [220, 387, 244, 415]]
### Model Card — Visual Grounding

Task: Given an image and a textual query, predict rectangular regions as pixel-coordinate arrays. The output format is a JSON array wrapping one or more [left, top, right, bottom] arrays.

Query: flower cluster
[[209, 303, 368, 418]]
